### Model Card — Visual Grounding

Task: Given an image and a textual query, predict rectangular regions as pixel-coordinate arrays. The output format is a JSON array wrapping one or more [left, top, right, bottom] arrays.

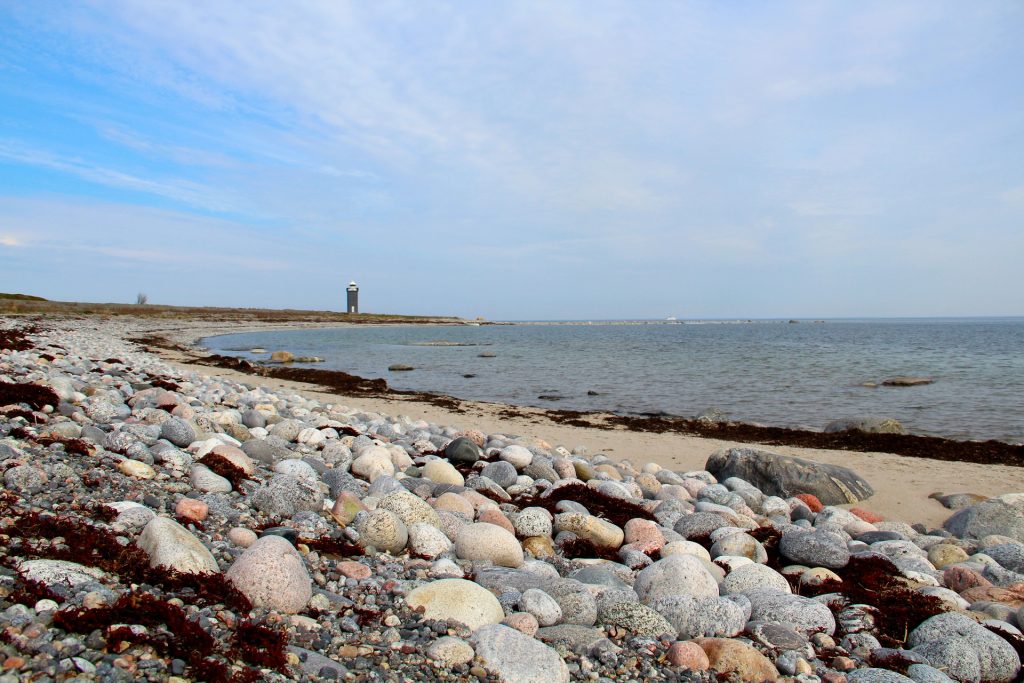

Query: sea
[[201, 318, 1024, 444]]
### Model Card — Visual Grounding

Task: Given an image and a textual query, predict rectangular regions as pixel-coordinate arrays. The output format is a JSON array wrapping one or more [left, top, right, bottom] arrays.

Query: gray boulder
[[746, 589, 836, 636], [597, 601, 677, 639], [444, 437, 481, 464], [944, 495, 1024, 543], [779, 529, 851, 569], [908, 612, 1019, 683], [251, 474, 323, 518], [471, 624, 569, 683], [650, 594, 749, 639], [847, 670, 916, 683], [705, 447, 874, 505], [824, 417, 905, 435]]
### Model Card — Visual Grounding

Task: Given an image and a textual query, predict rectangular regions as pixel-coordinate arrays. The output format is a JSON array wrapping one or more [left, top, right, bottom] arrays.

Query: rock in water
[[138, 517, 219, 574], [881, 376, 934, 386], [225, 535, 312, 614], [824, 417, 905, 435], [705, 447, 874, 505], [471, 624, 569, 683], [406, 578, 504, 631]]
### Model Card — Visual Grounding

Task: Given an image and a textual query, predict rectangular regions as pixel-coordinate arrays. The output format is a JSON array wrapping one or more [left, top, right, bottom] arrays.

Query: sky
[[1, 1, 1022, 320]]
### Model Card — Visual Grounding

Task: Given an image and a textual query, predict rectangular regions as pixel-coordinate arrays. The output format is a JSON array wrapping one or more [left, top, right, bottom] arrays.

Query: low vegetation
[[0, 292, 48, 301], [0, 296, 464, 324]]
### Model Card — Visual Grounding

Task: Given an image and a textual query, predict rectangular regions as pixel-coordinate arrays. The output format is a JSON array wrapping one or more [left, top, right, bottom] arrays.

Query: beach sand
[[132, 318, 1024, 530]]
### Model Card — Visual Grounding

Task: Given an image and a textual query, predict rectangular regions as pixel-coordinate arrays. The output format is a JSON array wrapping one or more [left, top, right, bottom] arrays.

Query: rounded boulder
[[225, 535, 312, 614], [406, 578, 504, 631], [456, 523, 524, 567]]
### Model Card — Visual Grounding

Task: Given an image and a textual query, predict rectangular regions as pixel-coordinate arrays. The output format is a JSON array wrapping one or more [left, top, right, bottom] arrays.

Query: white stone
[[409, 522, 453, 559], [406, 578, 504, 630], [455, 523, 524, 568], [138, 517, 219, 574]]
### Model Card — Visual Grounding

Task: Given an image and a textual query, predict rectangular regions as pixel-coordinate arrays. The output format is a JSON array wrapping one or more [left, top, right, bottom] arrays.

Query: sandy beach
[[135, 317, 1024, 530]]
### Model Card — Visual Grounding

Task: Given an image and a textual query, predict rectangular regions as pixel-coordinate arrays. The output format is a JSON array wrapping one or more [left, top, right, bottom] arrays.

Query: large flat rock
[[705, 447, 874, 506]]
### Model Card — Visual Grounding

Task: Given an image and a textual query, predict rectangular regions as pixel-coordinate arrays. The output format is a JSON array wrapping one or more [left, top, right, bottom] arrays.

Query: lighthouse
[[346, 281, 359, 313]]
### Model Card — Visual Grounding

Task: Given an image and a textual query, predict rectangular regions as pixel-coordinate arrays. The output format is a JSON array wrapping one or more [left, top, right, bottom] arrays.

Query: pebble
[[520, 588, 563, 626], [175, 497, 209, 522], [355, 509, 409, 554], [634, 554, 719, 605], [189, 463, 231, 492], [228, 527, 258, 548], [426, 636, 475, 667], [780, 528, 851, 568], [421, 459, 464, 486], [408, 522, 453, 559], [667, 640, 710, 669], [694, 637, 781, 682], [117, 459, 155, 479]]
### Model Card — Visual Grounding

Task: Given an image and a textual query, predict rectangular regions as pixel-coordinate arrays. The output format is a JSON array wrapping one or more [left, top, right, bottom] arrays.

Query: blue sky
[[1, 1, 1022, 319]]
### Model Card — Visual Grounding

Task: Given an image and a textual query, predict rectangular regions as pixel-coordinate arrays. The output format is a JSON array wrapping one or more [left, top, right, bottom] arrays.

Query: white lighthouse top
[[348, 281, 357, 287]]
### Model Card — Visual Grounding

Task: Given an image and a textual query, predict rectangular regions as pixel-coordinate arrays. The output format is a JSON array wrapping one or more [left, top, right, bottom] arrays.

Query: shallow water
[[203, 318, 1024, 443]]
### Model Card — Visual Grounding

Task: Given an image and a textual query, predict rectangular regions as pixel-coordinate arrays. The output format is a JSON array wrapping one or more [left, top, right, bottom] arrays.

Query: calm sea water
[[202, 319, 1024, 444]]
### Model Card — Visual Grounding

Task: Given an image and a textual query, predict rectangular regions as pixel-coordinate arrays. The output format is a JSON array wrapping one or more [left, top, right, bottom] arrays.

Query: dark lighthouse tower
[[346, 281, 359, 313]]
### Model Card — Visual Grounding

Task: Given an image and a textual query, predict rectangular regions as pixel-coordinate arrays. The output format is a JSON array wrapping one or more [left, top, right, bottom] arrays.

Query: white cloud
[[0, 140, 239, 214]]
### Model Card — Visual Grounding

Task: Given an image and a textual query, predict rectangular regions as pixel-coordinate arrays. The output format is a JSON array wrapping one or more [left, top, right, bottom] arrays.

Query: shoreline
[[194, 321, 1024, 449], [186, 323, 1024, 460], [111, 316, 1024, 529], [8, 313, 1024, 681]]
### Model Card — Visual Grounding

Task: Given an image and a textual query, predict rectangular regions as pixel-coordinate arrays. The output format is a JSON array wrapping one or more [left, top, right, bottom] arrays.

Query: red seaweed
[[799, 554, 947, 646], [148, 377, 181, 392], [558, 537, 623, 562], [201, 452, 251, 490], [512, 482, 656, 528], [11, 427, 96, 456], [53, 593, 271, 682], [0, 497, 251, 611], [229, 620, 288, 671], [0, 326, 36, 352], [0, 381, 60, 411], [300, 535, 363, 557]]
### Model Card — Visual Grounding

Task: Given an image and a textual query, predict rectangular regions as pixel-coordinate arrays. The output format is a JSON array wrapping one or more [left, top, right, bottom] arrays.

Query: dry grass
[[0, 298, 464, 324]]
